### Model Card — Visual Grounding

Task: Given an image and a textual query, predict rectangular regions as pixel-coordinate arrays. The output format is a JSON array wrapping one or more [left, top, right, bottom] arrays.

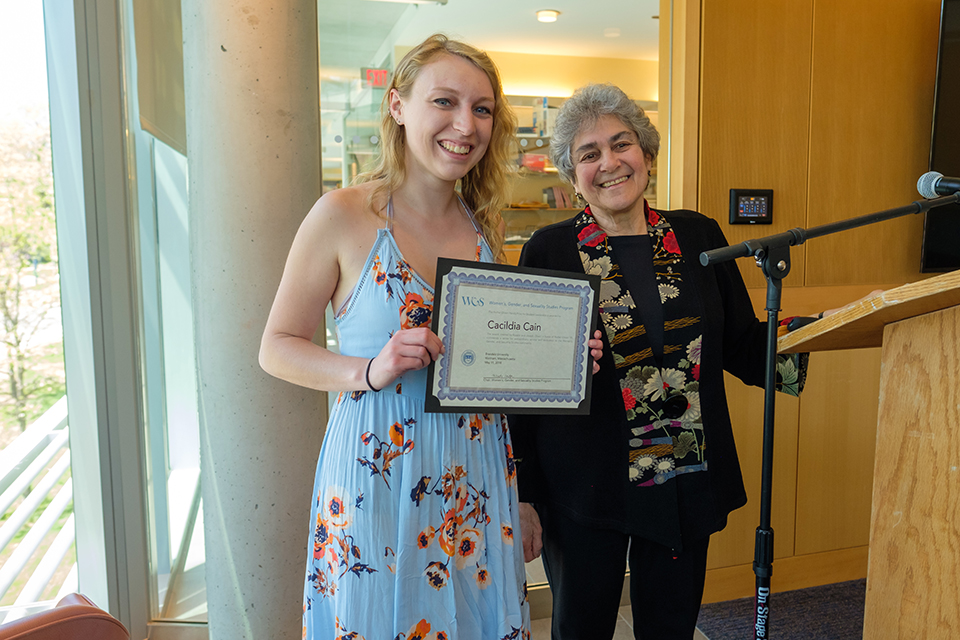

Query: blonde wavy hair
[[355, 34, 517, 260]]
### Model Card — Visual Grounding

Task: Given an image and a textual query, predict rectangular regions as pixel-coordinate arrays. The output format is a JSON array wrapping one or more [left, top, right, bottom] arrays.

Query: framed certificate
[[425, 258, 600, 414]]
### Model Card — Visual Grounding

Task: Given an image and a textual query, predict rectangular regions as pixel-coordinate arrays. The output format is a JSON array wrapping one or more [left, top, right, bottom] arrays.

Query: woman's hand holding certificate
[[425, 259, 600, 414]]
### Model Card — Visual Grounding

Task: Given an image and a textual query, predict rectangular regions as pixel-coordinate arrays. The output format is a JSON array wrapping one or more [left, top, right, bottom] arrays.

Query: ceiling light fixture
[[536, 9, 560, 22], [604, 28, 621, 38], [361, 0, 447, 5]]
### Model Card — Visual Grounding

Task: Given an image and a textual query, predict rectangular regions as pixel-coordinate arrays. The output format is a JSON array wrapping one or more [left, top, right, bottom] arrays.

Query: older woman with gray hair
[[510, 83, 806, 639]]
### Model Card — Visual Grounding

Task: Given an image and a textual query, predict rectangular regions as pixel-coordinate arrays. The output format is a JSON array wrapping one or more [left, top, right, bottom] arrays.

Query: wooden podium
[[779, 270, 960, 638]]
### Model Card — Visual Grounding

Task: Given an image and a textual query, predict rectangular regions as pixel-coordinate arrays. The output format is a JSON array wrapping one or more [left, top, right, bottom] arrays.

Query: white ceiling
[[318, 0, 660, 74], [392, 0, 660, 60]]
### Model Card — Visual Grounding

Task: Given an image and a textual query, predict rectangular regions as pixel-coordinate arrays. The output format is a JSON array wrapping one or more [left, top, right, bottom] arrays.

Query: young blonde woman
[[260, 35, 535, 640]]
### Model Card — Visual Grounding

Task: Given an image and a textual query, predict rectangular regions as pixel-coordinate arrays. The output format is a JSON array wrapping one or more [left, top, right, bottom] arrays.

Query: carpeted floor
[[696, 579, 866, 640]]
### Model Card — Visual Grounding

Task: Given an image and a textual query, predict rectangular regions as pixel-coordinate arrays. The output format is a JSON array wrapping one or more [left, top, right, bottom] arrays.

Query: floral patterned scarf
[[576, 202, 806, 488], [576, 202, 709, 487]]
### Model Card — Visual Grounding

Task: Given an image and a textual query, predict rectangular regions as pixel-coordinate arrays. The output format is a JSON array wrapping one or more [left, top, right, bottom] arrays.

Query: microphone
[[917, 171, 960, 198]]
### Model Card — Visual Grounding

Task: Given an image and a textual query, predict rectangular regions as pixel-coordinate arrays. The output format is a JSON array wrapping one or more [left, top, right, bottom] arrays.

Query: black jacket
[[509, 209, 770, 549]]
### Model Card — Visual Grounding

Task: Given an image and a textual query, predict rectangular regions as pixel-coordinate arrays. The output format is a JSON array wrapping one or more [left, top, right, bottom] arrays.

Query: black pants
[[538, 504, 710, 640]]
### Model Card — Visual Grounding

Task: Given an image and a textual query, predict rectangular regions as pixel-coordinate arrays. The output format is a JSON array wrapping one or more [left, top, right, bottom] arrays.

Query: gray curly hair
[[550, 83, 660, 185]]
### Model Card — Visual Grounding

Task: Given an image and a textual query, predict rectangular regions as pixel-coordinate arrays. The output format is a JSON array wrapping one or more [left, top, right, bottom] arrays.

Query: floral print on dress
[[400, 292, 432, 329], [503, 444, 517, 488], [458, 413, 491, 442], [334, 617, 367, 640], [306, 223, 529, 639], [412, 464, 493, 591], [308, 487, 375, 602], [370, 252, 424, 302], [357, 419, 416, 488], [393, 619, 448, 640]]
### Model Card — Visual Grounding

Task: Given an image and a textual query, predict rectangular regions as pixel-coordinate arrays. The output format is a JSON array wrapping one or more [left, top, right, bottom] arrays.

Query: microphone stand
[[699, 192, 959, 640]]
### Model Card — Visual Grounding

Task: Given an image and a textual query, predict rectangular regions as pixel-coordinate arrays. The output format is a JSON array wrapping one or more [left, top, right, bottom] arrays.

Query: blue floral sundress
[[303, 210, 530, 640]]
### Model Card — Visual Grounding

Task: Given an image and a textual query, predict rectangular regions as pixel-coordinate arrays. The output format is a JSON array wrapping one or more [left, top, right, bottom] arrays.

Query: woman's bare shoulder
[[303, 183, 381, 234], [298, 184, 385, 294]]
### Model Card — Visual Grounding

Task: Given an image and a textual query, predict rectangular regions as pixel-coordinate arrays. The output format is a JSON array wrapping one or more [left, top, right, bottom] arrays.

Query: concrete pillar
[[181, 2, 324, 638]]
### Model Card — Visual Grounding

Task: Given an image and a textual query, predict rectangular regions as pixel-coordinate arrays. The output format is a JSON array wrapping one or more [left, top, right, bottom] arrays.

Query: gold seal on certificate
[[425, 258, 600, 414]]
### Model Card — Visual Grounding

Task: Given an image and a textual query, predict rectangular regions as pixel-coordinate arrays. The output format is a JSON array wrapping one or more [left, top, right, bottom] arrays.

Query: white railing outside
[[0, 397, 78, 624]]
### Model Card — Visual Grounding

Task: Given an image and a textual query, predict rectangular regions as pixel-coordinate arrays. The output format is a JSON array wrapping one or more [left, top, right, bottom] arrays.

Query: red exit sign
[[362, 67, 390, 88]]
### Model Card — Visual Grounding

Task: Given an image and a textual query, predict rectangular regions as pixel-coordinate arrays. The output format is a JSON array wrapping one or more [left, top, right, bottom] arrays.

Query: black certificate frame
[[425, 258, 600, 415]]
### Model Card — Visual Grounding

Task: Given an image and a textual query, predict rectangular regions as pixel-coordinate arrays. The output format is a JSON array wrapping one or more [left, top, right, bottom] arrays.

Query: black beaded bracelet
[[365, 358, 381, 392]]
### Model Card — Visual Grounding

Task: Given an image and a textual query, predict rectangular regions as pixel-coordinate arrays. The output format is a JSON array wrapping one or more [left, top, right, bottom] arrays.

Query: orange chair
[[0, 594, 129, 640]]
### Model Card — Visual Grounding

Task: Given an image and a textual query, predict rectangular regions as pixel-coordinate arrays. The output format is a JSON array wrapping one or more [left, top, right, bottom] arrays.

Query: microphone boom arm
[[700, 193, 960, 266]]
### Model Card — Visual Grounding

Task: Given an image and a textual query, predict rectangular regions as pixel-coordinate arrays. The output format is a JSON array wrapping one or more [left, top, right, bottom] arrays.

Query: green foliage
[[0, 343, 65, 427], [0, 120, 63, 433]]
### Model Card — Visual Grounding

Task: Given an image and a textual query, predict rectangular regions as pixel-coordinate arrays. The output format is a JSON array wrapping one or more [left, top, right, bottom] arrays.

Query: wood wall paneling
[[703, 545, 869, 604], [660, 0, 702, 211], [794, 349, 880, 555], [697, 0, 944, 600], [705, 375, 800, 569], [659, 0, 674, 210], [804, 0, 942, 286], [699, 0, 814, 290]]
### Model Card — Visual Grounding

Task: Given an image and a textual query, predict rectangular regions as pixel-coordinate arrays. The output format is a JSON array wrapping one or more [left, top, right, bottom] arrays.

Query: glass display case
[[502, 207, 579, 265], [502, 95, 658, 264]]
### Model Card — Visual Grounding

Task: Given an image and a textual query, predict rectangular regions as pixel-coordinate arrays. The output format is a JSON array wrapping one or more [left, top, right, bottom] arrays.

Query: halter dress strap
[[385, 197, 395, 231], [456, 194, 484, 236]]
